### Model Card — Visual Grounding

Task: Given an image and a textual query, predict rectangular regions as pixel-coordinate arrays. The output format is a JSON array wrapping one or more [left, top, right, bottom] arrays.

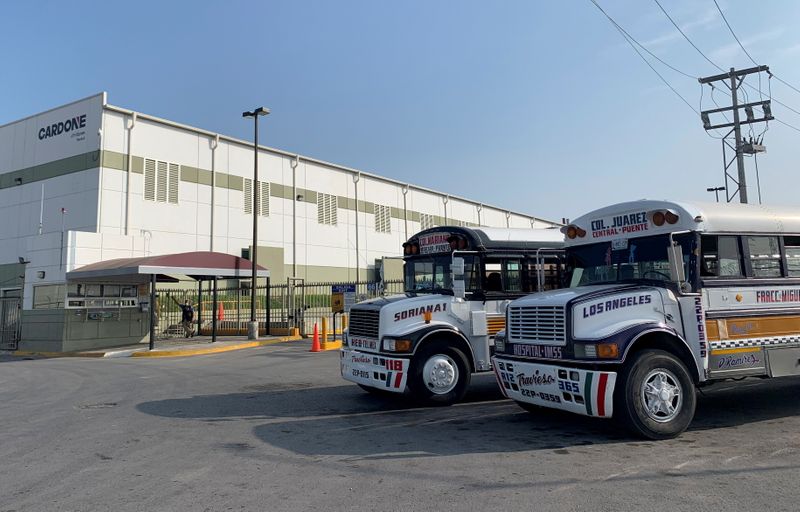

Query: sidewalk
[[2, 334, 305, 360]]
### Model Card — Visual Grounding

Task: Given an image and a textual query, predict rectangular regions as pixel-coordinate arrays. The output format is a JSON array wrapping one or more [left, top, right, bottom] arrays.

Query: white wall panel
[[0, 93, 103, 173]]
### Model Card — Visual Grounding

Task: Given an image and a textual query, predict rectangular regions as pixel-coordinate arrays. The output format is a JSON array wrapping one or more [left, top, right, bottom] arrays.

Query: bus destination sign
[[419, 232, 451, 255]]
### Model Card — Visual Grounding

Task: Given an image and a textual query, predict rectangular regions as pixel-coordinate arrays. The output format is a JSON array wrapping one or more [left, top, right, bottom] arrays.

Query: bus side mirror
[[667, 242, 686, 283], [451, 257, 466, 299], [451, 257, 465, 276], [453, 279, 466, 299]]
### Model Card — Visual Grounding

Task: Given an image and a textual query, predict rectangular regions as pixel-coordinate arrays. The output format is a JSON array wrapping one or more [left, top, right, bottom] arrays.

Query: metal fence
[[154, 279, 404, 339], [0, 298, 22, 350]]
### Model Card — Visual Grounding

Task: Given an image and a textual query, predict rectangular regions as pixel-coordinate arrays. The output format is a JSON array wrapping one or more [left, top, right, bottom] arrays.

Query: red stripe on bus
[[394, 372, 403, 388], [493, 368, 509, 398], [597, 373, 609, 417]]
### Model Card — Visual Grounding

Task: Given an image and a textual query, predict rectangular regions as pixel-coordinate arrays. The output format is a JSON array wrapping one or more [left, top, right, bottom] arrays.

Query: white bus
[[340, 226, 564, 405], [493, 199, 800, 438]]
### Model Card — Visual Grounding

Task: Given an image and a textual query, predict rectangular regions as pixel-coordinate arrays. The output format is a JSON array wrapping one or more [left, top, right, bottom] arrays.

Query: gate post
[[197, 279, 203, 335], [211, 277, 218, 343], [149, 273, 156, 350], [266, 277, 271, 336]]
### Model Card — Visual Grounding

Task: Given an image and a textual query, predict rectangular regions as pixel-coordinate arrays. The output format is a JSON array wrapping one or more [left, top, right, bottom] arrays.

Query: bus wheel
[[616, 350, 696, 440], [409, 341, 470, 406]]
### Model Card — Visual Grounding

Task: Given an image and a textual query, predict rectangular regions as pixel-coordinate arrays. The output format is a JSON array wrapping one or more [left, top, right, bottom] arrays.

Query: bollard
[[321, 316, 328, 343]]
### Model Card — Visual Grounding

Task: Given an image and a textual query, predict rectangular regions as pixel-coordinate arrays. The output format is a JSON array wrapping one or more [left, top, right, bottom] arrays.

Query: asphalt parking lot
[[2, 342, 800, 512]]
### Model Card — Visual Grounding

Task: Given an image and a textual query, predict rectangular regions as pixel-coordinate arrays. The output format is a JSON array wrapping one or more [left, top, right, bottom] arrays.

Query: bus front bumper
[[341, 347, 410, 393], [492, 356, 617, 418]]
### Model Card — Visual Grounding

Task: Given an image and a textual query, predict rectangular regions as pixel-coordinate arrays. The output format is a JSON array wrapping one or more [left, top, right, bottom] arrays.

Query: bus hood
[[511, 285, 625, 308], [348, 293, 458, 340], [508, 283, 669, 345], [350, 294, 412, 310]]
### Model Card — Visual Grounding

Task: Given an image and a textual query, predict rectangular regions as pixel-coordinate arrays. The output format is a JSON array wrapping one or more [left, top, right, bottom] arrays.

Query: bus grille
[[348, 308, 380, 338], [508, 305, 566, 345]]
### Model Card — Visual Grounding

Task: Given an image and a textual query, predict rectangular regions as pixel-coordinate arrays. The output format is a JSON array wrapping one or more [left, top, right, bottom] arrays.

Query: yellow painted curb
[[320, 340, 343, 351], [130, 335, 301, 358]]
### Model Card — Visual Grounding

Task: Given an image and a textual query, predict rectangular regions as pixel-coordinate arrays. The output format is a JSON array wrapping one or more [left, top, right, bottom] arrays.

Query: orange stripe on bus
[[705, 314, 800, 341]]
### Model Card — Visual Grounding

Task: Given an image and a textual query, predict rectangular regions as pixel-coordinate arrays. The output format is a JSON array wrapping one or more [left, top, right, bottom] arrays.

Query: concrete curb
[[1, 350, 107, 359], [130, 336, 301, 358], [1, 336, 302, 360]]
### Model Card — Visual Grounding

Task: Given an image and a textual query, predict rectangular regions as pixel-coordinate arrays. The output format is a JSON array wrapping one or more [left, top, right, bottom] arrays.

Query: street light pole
[[706, 186, 725, 203], [242, 106, 270, 340]]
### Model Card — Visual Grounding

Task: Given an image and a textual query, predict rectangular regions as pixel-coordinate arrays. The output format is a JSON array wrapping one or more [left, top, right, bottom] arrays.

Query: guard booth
[[64, 251, 269, 351]]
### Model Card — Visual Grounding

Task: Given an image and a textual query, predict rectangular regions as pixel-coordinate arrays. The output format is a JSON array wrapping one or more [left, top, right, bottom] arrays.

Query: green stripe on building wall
[[180, 165, 199, 183], [0, 150, 102, 190], [1, 149, 525, 227], [299, 189, 316, 203], [101, 150, 126, 171]]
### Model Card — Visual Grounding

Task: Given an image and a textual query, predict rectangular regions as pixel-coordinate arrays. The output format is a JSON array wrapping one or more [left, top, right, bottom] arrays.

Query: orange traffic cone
[[310, 322, 321, 352], [218, 302, 225, 321]]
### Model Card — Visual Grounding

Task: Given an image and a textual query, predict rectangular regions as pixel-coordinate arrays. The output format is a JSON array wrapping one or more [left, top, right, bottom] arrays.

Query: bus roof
[[566, 199, 800, 246], [410, 226, 564, 251]]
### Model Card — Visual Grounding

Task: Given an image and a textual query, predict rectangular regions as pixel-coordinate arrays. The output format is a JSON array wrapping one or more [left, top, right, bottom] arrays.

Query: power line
[[588, 0, 697, 79], [589, 0, 800, 139], [750, 85, 800, 117], [653, 0, 725, 72], [710, 84, 731, 123], [712, 0, 759, 66], [774, 118, 800, 133], [711, 0, 800, 101], [588, 0, 701, 116], [655, 1, 800, 127], [773, 75, 800, 96], [699, 84, 724, 138]]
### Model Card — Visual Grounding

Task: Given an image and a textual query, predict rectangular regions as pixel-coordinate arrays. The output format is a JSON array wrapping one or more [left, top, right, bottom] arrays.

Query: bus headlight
[[576, 342, 619, 359], [383, 337, 412, 352]]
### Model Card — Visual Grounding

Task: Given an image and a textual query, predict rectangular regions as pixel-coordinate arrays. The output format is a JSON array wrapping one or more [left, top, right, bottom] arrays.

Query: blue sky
[[2, 0, 800, 221]]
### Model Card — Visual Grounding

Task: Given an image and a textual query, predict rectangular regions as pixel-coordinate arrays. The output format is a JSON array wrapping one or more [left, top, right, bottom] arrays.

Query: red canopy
[[66, 251, 269, 282]]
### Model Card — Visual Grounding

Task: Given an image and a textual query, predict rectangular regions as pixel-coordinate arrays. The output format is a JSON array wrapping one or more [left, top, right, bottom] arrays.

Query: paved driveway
[[2, 343, 799, 511]]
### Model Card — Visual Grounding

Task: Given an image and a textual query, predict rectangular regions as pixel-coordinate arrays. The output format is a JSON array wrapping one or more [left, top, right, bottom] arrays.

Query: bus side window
[[463, 257, 481, 291], [785, 236, 800, 277], [701, 235, 742, 277], [484, 262, 503, 291], [525, 257, 563, 292], [504, 261, 522, 292], [746, 236, 782, 277]]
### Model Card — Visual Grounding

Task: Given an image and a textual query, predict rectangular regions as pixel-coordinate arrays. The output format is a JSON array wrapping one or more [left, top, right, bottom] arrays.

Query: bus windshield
[[566, 234, 694, 288], [404, 255, 480, 293]]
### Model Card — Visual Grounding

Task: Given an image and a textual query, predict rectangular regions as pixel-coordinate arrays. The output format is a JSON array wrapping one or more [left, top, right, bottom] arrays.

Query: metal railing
[[153, 279, 405, 339]]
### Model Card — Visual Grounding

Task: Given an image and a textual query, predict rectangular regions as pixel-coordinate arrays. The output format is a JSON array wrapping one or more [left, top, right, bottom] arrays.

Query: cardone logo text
[[38, 114, 87, 140]]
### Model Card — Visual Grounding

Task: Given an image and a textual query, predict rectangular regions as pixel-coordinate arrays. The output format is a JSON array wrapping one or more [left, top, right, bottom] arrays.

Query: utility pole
[[699, 66, 772, 204]]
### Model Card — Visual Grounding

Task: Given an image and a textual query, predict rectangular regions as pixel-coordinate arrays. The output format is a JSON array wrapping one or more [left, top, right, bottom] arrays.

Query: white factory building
[[0, 92, 559, 352]]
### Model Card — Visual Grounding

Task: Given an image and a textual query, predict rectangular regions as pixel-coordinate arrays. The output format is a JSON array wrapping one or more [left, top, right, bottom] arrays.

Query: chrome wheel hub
[[641, 368, 682, 423], [422, 354, 459, 395]]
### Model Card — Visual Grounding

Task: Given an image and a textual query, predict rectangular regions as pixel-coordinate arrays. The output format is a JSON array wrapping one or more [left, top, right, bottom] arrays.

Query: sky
[[2, 0, 800, 222]]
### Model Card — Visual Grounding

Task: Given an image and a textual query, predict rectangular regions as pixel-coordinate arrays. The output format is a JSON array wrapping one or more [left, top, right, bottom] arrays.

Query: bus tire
[[616, 349, 696, 440], [409, 341, 471, 406]]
